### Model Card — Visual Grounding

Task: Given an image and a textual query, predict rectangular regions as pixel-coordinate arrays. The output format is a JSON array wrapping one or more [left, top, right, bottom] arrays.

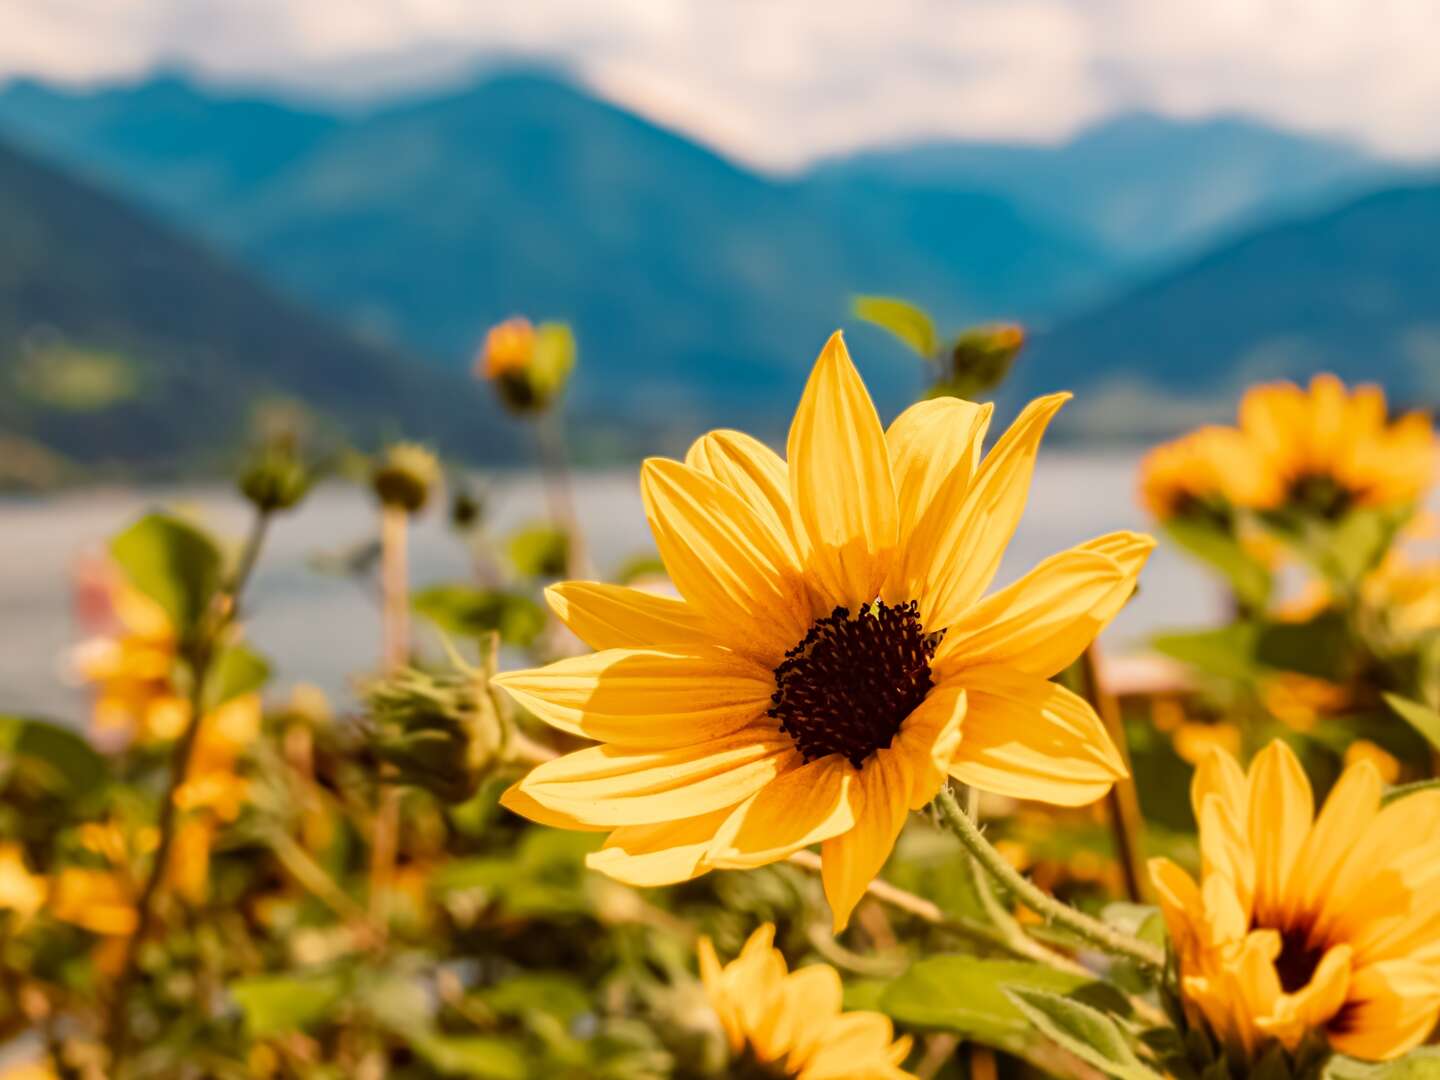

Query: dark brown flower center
[[1273, 923, 1327, 995], [726, 1046, 792, 1080], [769, 600, 940, 769], [1287, 472, 1357, 520]]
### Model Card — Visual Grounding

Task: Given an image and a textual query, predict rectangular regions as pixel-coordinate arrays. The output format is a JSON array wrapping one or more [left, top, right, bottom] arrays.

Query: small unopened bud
[[239, 443, 310, 513], [933, 322, 1025, 401], [475, 317, 576, 416], [370, 443, 441, 514], [449, 485, 484, 532], [364, 667, 502, 802]]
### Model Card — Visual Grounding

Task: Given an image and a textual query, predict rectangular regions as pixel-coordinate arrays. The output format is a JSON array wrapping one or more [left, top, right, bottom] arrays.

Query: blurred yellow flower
[[1151, 740, 1440, 1062], [496, 332, 1148, 929], [72, 576, 188, 745], [1260, 673, 1350, 733], [50, 867, 138, 937], [1235, 375, 1435, 516], [698, 924, 914, 1078], [477, 315, 536, 380], [1362, 552, 1440, 639], [0, 843, 47, 919], [1343, 740, 1401, 786], [1138, 425, 1266, 522], [1170, 720, 1242, 766], [0, 1063, 58, 1080]]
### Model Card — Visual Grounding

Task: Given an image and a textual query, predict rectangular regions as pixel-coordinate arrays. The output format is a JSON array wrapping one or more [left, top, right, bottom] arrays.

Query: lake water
[[0, 456, 1224, 720]]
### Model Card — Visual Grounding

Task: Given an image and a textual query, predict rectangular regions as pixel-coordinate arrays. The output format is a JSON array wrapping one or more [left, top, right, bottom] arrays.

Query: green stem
[[934, 786, 1165, 974], [106, 508, 273, 1068]]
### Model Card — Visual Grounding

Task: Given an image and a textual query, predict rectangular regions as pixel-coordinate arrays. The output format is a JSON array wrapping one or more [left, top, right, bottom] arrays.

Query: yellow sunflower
[[698, 923, 915, 1079], [495, 332, 1151, 928], [1235, 375, 1436, 516], [1150, 740, 1440, 1062], [72, 577, 189, 744], [1138, 425, 1268, 522]]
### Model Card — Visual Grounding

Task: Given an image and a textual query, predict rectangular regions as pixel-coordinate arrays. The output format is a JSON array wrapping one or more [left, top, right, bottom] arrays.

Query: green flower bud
[[475, 317, 576, 416], [364, 666, 502, 802], [239, 444, 311, 512], [370, 443, 441, 513], [932, 322, 1025, 401]]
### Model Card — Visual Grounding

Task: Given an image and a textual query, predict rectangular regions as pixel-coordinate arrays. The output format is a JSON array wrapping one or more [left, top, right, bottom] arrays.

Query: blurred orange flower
[[477, 316, 536, 380], [1234, 375, 1435, 516], [1138, 425, 1266, 522]]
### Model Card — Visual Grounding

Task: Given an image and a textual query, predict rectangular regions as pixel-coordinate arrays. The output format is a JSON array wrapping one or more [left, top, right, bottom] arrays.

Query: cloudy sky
[[5, 1, 1439, 169]]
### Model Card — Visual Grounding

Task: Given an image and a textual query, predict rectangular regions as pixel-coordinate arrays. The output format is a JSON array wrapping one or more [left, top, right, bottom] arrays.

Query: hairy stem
[[933, 786, 1165, 974]]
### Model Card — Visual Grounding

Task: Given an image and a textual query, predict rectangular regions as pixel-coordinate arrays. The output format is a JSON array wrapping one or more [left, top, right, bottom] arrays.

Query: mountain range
[[0, 66, 1434, 467], [0, 135, 512, 483]]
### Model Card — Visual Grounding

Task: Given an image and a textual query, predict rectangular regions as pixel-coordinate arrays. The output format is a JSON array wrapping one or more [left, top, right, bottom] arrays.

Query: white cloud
[[2, 0, 1438, 168]]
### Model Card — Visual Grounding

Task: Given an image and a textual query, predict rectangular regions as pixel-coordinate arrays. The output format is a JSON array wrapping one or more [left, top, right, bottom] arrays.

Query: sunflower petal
[[1246, 740, 1314, 927], [686, 429, 802, 562], [1289, 758, 1382, 930], [787, 332, 898, 609], [491, 646, 773, 748], [777, 964, 844, 1072], [801, 1011, 906, 1079], [935, 532, 1154, 678], [545, 581, 711, 651], [886, 396, 993, 546], [707, 756, 855, 868], [510, 735, 795, 827], [820, 751, 912, 931], [585, 807, 734, 886], [642, 457, 806, 659], [946, 667, 1125, 806], [1326, 962, 1440, 1061], [910, 393, 1070, 631], [892, 684, 966, 809]]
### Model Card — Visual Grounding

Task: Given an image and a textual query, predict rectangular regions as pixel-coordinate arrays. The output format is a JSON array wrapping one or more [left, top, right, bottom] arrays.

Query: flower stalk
[[933, 785, 1165, 974], [1076, 644, 1150, 903], [107, 506, 273, 1066], [369, 502, 410, 933]]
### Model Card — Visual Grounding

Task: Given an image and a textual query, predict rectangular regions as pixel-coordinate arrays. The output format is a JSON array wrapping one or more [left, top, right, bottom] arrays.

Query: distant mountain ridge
[[814, 111, 1392, 263], [0, 68, 1427, 448], [1018, 181, 1440, 438], [0, 69, 1398, 435], [0, 134, 513, 480]]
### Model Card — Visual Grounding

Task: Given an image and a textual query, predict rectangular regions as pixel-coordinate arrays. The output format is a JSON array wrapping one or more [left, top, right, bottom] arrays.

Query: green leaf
[[1005, 987, 1161, 1080], [477, 973, 590, 1023], [841, 978, 891, 1012], [1324, 1049, 1440, 1078], [1151, 624, 1260, 682], [1381, 778, 1440, 806], [412, 1034, 529, 1079], [852, 296, 938, 358], [0, 715, 106, 795], [1162, 519, 1272, 610], [204, 644, 270, 710], [1326, 508, 1406, 586], [880, 956, 1096, 1048], [413, 585, 547, 648], [506, 523, 570, 579], [231, 970, 348, 1036], [1382, 693, 1440, 752], [1252, 612, 1351, 680], [1101, 903, 1166, 947], [110, 513, 222, 641]]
